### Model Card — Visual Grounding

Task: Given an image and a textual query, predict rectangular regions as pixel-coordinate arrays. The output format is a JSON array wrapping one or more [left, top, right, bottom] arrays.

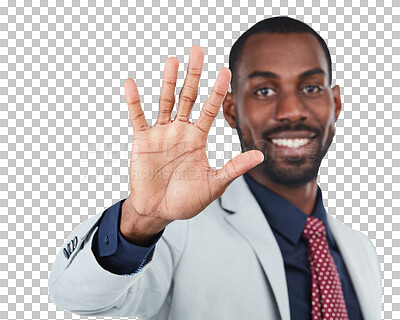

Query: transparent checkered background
[[0, 0, 399, 319]]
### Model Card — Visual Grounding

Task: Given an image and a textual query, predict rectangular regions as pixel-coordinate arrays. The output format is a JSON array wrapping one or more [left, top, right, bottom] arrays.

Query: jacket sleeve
[[48, 202, 189, 318]]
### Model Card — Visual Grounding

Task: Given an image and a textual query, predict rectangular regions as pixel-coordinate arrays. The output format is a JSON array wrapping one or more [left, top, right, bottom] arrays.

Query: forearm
[[49, 226, 139, 316], [48, 210, 176, 318], [48, 199, 188, 317]]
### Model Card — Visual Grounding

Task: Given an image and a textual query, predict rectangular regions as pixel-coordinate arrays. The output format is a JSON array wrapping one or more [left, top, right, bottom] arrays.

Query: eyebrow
[[247, 68, 326, 80]]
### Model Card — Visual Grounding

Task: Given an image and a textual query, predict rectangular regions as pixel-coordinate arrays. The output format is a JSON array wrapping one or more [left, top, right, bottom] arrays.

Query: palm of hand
[[130, 121, 217, 221], [124, 46, 263, 224]]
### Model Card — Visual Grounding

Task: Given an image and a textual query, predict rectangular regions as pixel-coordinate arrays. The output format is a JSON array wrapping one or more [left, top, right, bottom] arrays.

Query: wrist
[[120, 196, 171, 246]]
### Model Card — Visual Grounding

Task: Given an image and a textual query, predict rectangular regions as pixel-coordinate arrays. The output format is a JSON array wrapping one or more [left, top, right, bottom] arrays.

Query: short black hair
[[228, 16, 332, 92]]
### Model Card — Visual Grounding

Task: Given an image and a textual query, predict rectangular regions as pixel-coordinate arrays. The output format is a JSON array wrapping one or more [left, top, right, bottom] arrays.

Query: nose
[[275, 91, 309, 123]]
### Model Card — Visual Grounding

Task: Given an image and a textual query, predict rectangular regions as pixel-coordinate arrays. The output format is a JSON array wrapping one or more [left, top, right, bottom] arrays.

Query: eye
[[254, 87, 276, 97], [302, 85, 323, 94]]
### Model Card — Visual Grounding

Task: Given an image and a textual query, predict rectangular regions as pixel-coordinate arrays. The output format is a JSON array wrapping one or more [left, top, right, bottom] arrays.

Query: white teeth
[[272, 138, 310, 148]]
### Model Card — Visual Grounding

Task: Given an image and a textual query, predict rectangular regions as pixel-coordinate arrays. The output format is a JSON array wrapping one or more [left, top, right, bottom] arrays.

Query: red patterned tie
[[302, 216, 349, 320]]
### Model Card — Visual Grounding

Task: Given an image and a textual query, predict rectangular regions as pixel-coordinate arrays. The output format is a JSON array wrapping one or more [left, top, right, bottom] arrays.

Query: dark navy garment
[[92, 198, 164, 275], [243, 173, 363, 320], [92, 175, 363, 319]]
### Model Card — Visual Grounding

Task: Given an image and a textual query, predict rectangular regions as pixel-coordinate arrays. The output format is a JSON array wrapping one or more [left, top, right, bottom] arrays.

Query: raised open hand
[[121, 46, 264, 244]]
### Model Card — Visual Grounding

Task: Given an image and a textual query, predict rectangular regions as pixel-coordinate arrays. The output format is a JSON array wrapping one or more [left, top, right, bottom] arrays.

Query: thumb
[[213, 150, 264, 192]]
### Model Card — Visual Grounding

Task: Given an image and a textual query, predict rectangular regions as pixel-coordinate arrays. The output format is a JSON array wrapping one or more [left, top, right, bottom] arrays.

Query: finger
[[157, 57, 179, 125], [213, 150, 264, 192], [175, 45, 204, 122], [194, 67, 231, 134], [124, 78, 149, 132]]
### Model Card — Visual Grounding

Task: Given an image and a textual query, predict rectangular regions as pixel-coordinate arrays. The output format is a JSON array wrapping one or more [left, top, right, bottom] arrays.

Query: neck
[[246, 170, 318, 216]]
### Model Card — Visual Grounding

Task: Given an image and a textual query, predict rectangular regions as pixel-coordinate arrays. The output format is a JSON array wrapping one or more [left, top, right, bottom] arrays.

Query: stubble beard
[[236, 126, 335, 188]]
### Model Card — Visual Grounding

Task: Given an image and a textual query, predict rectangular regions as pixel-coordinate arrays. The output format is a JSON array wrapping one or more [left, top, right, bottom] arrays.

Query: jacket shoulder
[[327, 214, 377, 250]]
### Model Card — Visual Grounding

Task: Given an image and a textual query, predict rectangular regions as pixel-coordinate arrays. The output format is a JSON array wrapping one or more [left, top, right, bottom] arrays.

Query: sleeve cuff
[[95, 199, 125, 257], [92, 198, 164, 275]]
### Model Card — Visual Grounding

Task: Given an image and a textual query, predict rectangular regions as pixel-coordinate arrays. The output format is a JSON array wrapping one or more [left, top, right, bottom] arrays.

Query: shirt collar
[[243, 173, 334, 246]]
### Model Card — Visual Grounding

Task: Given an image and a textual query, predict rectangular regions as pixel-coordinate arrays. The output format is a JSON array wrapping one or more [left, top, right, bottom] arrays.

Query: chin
[[260, 158, 321, 188]]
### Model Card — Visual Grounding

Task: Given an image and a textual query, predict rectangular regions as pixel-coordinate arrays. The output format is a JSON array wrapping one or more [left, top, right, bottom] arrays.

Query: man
[[48, 16, 382, 320]]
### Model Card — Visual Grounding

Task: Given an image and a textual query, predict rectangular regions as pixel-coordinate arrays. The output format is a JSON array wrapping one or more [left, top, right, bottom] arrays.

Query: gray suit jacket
[[49, 176, 382, 320]]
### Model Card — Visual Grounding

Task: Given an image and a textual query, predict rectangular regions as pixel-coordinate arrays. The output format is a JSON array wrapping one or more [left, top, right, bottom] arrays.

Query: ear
[[223, 91, 237, 129], [332, 85, 342, 122]]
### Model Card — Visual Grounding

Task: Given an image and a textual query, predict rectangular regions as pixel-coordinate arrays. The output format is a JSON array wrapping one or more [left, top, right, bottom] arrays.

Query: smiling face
[[223, 32, 342, 188]]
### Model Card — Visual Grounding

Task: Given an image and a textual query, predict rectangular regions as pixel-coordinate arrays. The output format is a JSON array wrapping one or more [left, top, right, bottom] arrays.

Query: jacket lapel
[[326, 215, 381, 320], [219, 176, 380, 320], [220, 176, 291, 320]]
